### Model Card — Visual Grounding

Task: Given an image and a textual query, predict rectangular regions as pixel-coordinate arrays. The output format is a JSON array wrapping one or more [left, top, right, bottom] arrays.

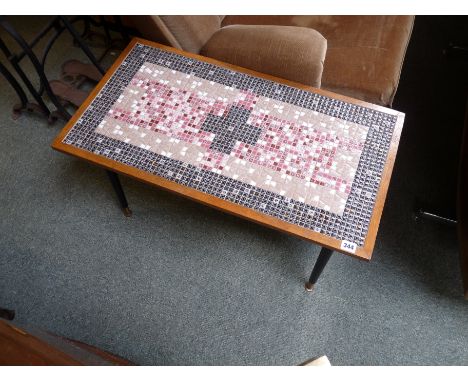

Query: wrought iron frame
[[0, 15, 132, 123]]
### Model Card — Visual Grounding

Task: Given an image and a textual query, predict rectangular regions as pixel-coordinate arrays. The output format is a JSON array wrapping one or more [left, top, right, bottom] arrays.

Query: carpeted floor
[[1, 16, 467, 365]]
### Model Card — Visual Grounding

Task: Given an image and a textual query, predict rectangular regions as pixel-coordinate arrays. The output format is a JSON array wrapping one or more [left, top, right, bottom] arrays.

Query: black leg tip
[[123, 207, 132, 217], [305, 282, 315, 292], [0, 309, 15, 321]]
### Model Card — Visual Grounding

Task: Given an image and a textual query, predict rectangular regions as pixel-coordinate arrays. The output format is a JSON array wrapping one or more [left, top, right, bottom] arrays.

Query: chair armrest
[[200, 25, 327, 88]]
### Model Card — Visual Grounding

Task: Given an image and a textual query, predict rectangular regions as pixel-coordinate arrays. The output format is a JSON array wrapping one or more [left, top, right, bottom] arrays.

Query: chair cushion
[[201, 25, 327, 88]]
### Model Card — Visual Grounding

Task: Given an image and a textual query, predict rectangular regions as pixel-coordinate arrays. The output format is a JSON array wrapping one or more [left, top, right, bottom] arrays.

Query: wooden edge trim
[[361, 113, 406, 258], [0, 320, 82, 365]]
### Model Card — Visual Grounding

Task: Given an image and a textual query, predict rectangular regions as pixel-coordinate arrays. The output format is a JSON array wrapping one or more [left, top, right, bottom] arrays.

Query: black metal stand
[[0, 16, 135, 214], [0, 60, 34, 119], [0, 308, 15, 321], [443, 43, 468, 59], [305, 247, 333, 292], [59, 16, 106, 76], [414, 208, 457, 226], [413, 42, 468, 228], [0, 16, 134, 123], [413, 199, 457, 226], [106, 171, 132, 217], [0, 16, 81, 122]]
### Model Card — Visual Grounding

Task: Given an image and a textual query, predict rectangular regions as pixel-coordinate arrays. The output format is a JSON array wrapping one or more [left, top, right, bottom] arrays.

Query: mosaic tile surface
[[63, 43, 398, 246]]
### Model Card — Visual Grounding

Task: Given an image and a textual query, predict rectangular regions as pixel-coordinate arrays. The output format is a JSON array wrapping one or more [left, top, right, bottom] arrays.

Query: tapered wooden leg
[[305, 247, 333, 292], [106, 170, 132, 217]]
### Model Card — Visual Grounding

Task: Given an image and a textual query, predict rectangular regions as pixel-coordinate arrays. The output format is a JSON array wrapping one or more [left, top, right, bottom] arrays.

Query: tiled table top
[[52, 38, 405, 260]]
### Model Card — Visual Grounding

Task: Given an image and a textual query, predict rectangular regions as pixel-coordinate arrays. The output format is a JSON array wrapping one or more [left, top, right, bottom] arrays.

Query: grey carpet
[[1, 16, 467, 365]]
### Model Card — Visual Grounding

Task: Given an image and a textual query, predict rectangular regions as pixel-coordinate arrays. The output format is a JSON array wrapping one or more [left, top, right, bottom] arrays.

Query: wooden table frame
[[52, 37, 405, 291]]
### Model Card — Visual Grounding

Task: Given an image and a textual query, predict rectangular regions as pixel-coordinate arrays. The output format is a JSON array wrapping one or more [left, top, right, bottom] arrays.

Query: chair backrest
[[124, 16, 224, 53]]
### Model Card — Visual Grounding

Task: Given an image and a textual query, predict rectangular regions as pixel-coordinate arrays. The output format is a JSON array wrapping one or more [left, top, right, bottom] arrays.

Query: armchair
[[123, 15, 414, 107]]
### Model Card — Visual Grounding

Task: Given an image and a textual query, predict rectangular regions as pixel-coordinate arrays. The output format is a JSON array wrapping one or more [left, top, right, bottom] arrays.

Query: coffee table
[[52, 38, 405, 291]]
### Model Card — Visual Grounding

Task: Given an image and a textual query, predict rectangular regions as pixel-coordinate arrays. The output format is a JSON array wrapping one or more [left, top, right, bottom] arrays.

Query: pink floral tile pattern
[[97, 62, 368, 215], [63, 43, 398, 245]]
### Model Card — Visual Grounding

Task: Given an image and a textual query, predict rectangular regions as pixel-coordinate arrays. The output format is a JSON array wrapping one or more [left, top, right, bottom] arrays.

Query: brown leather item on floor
[[49, 80, 88, 108], [61, 59, 103, 83]]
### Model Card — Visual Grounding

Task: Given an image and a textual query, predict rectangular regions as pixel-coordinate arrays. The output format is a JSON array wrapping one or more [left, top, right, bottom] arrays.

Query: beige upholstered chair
[[123, 15, 414, 107]]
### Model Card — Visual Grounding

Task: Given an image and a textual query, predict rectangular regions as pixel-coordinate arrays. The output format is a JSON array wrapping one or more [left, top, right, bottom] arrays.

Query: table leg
[[305, 247, 333, 292], [106, 171, 132, 217]]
